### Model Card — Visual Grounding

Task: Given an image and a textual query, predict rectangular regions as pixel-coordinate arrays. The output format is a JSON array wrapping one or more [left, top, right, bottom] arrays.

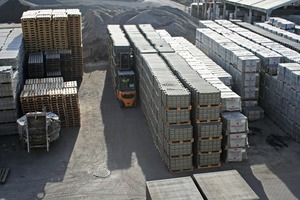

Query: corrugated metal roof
[[225, 0, 298, 13]]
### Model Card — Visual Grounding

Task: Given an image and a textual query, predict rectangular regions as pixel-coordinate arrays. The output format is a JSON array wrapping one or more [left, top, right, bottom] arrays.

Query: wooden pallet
[[164, 121, 191, 126], [198, 150, 222, 155], [194, 104, 221, 108], [169, 168, 194, 173], [0, 168, 10, 184], [196, 163, 221, 169], [195, 118, 221, 123], [167, 139, 194, 144], [165, 106, 192, 111], [198, 136, 223, 140]]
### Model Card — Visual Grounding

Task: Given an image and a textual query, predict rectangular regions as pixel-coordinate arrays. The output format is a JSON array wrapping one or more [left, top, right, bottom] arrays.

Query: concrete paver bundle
[[124, 25, 193, 172], [260, 63, 300, 141]]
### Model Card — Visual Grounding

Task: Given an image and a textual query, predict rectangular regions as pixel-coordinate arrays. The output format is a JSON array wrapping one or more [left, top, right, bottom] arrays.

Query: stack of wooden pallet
[[52, 10, 68, 50], [67, 9, 83, 80], [21, 9, 83, 81], [36, 10, 53, 52], [28, 52, 44, 78], [0, 66, 17, 134], [20, 77, 80, 127], [21, 10, 39, 53]]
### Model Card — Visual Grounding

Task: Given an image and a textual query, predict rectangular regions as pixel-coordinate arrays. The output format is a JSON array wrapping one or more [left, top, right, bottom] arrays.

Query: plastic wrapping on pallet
[[224, 132, 248, 148], [224, 147, 247, 162], [221, 112, 248, 134], [197, 138, 222, 152], [163, 125, 193, 141], [220, 91, 241, 111], [197, 153, 221, 166]]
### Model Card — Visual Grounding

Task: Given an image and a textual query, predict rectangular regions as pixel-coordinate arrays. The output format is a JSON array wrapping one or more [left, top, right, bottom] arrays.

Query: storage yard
[[0, 0, 300, 199]]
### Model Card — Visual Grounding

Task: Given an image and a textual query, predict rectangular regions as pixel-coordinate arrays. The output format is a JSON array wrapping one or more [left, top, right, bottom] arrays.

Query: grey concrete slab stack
[[107, 25, 131, 93], [0, 66, 18, 134], [0, 27, 25, 135], [161, 52, 222, 169], [196, 23, 264, 121], [124, 25, 194, 172], [260, 63, 300, 142], [193, 170, 259, 200], [221, 112, 249, 162], [146, 177, 204, 200]]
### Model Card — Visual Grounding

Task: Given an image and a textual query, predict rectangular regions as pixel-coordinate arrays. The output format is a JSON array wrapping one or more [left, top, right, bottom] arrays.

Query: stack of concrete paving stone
[[124, 25, 194, 172], [260, 63, 300, 142], [221, 112, 249, 162], [161, 52, 222, 169], [0, 66, 18, 134], [196, 24, 263, 121], [0, 27, 25, 135]]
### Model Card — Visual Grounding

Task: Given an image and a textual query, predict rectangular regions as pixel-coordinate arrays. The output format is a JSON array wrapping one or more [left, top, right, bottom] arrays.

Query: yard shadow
[[0, 127, 80, 199]]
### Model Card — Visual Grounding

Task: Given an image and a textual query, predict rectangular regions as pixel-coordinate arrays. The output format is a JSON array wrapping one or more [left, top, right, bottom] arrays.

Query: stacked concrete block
[[268, 17, 296, 31], [221, 112, 248, 162], [107, 25, 132, 92], [260, 63, 300, 141], [21, 9, 83, 81], [20, 77, 80, 127], [196, 27, 263, 121], [255, 22, 300, 43], [0, 66, 18, 134], [161, 52, 222, 169], [0, 27, 25, 135], [124, 25, 194, 172]]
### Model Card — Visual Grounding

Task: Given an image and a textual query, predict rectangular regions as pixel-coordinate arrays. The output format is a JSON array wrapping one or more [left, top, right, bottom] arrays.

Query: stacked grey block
[[28, 52, 44, 78], [124, 25, 194, 172], [0, 28, 25, 135], [255, 22, 300, 43], [221, 112, 249, 162], [0, 66, 18, 134], [160, 52, 222, 169], [196, 25, 263, 121], [260, 63, 300, 142], [107, 25, 131, 92]]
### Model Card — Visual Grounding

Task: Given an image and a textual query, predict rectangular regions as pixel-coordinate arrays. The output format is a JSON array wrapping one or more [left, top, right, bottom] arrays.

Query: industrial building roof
[[225, 0, 299, 13]]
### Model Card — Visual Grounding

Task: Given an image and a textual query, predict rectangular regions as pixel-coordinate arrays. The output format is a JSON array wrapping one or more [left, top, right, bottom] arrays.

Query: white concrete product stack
[[221, 112, 249, 162], [286, 15, 300, 34], [161, 52, 222, 169], [196, 26, 263, 121], [124, 25, 194, 172], [230, 21, 300, 64], [0, 27, 25, 135], [268, 17, 297, 31], [260, 63, 300, 142], [215, 20, 300, 65], [255, 22, 300, 43]]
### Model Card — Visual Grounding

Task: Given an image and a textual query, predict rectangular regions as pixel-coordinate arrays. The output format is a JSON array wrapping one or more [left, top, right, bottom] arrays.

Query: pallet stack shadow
[[196, 21, 264, 121], [156, 30, 246, 163], [0, 27, 25, 134], [20, 77, 80, 127], [21, 9, 83, 81], [260, 63, 300, 142], [124, 25, 194, 172]]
